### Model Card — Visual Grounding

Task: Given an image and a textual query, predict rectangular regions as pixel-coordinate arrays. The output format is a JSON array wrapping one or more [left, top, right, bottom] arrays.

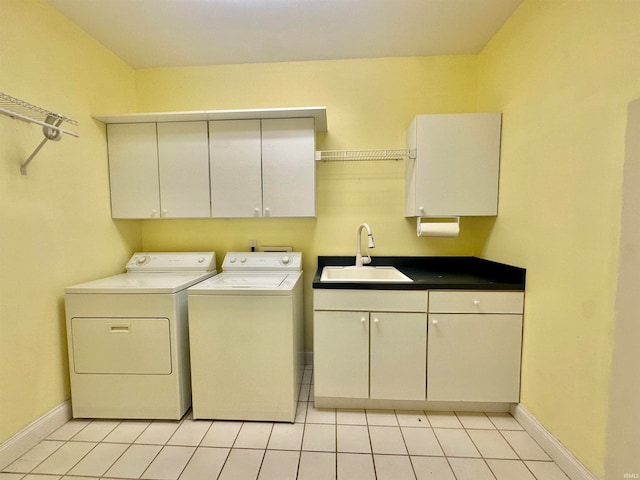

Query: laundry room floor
[[1, 366, 570, 480]]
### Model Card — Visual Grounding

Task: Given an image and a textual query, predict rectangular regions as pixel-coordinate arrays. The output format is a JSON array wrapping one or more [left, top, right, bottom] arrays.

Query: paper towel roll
[[417, 219, 460, 237]]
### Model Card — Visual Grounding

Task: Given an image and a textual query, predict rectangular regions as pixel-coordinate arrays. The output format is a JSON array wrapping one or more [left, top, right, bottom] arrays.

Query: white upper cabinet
[[261, 117, 316, 217], [209, 117, 316, 218], [209, 119, 263, 217], [405, 113, 502, 217], [105, 113, 318, 219], [157, 121, 211, 218], [108, 122, 210, 219], [108, 123, 161, 219]]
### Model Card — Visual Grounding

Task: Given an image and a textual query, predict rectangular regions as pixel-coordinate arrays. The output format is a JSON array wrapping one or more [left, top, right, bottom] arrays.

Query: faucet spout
[[355, 223, 375, 267]]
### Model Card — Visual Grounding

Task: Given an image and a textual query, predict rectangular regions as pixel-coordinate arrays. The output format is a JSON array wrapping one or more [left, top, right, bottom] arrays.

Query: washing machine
[[64, 252, 217, 419], [188, 251, 304, 422]]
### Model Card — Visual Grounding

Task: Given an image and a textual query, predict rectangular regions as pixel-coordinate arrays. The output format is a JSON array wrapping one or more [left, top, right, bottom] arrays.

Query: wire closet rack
[[315, 149, 415, 162], [0, 92, 79, 175]]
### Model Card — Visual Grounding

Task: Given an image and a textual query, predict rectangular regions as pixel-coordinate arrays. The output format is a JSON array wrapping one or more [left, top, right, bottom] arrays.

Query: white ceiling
[[46, 0, 523, 69]]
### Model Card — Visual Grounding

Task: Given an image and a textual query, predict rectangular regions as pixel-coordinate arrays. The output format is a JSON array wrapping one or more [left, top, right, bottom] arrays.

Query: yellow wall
[[476, 1, 640, 477], [0, 0, 140, 443], [136, 57, 487, 347], [5, 3, 637, 477]]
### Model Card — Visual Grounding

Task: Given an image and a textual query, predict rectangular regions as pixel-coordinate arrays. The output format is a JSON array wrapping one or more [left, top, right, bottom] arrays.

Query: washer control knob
[[281, 255, 290, 264], [229, 257, 237, 263], [198, 257, 205, 263], [241, 257, 247, 263]]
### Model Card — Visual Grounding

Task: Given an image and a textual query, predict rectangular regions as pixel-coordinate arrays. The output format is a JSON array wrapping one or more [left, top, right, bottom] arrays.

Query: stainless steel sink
[[320, 266, 413, 283]]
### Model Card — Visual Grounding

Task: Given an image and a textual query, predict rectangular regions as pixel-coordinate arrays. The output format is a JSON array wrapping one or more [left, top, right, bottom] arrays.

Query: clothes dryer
[[64, 252, 216, 419]]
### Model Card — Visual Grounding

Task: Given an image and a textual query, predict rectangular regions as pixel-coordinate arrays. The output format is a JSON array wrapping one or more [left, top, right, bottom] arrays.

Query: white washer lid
[[188, 272, 302, 295], [65, 271, 217, 294]]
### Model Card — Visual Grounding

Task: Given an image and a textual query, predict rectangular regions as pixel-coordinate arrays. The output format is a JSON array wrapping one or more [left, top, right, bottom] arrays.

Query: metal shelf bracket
[[0, 92, 79, 175]]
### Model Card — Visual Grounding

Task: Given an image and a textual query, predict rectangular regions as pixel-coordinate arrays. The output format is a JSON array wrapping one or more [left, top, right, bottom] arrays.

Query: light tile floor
[[1, 366, 571, 480]]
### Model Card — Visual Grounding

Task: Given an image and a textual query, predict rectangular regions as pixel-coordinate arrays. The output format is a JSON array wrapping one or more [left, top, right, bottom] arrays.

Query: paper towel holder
[[417, 216, 460, 227], [416, 216, 460, 237]]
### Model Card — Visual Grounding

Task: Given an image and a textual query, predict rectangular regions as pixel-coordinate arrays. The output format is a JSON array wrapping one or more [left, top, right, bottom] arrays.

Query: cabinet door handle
[[432, 319, 438, 326], [473, 300, 480, 306], [373, 317, 379, 324], [151, 209, 158, 217], [360, 317, 367, 323], [161, 209, 168, 217], [264, 207, 270, 216]]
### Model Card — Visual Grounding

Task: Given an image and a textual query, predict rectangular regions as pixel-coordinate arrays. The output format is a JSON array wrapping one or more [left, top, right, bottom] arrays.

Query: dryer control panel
[[222, 252, 302, 271], [126, 252, 216, 272]]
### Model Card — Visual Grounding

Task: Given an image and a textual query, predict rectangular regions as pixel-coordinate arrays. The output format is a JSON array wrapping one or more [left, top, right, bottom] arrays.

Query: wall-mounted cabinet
[[99, 107, 325, 219], [405, 113, 502, 217], [108, 122, 210, 219], [209, 117, 316, 217]]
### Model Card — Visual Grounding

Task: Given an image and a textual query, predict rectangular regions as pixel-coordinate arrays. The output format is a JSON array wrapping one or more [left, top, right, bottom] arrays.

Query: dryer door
[[71, 317, 172, 375]]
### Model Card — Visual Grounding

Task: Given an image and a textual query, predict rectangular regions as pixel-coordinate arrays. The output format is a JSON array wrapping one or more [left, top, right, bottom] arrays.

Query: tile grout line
[[396, 410, 418, 480], [4, 437, 65, 475], [171, 428, 205, 480], [5, 367, 569, 480], [38, 419, 116, 478]]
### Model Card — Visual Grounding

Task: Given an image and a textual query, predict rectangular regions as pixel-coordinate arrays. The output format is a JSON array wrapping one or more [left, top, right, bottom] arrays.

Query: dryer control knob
[[230, 258, 237, 263], [135, 255, 150, 266], [281, 255, 290, 264], [198, 257, 205, 263], [240, 257, 247, 263]]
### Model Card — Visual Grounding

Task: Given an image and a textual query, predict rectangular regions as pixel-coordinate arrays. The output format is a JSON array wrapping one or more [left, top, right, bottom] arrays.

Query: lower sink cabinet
[[426, 313, 523, 402], [313, 289, 524, 406], [313, 310, 427, 401]]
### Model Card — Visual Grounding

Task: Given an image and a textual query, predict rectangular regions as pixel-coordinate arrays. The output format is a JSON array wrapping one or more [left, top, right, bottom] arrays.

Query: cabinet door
[[427, 314, 522, 402], [157, 122, 211, 218], [408, 113, 501, 217], [107, 123, 160, 219], [209, 120, 262, 217], [261, 118, 316, 217], [313, 311, 369, 398], [370, 312, 427, 400]]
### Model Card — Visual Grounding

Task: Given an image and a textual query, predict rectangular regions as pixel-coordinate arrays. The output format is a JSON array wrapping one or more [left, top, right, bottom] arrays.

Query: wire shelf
[[0, 92, 78, 130], [0, 92, 79, 175], [315, 149, 414, 162]]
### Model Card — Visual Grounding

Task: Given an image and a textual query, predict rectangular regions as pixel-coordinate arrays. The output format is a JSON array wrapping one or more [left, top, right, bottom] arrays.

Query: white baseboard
[[0, 401, 71, 470], [511, 404, 598, 480]]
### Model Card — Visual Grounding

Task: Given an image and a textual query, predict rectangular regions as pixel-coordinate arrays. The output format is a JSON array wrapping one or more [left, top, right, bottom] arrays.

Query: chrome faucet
[[355, 223, 375, 267]]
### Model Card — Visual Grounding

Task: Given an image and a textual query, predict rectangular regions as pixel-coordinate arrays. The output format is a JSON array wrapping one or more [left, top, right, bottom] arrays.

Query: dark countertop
[[312, 256, 526, 291]]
